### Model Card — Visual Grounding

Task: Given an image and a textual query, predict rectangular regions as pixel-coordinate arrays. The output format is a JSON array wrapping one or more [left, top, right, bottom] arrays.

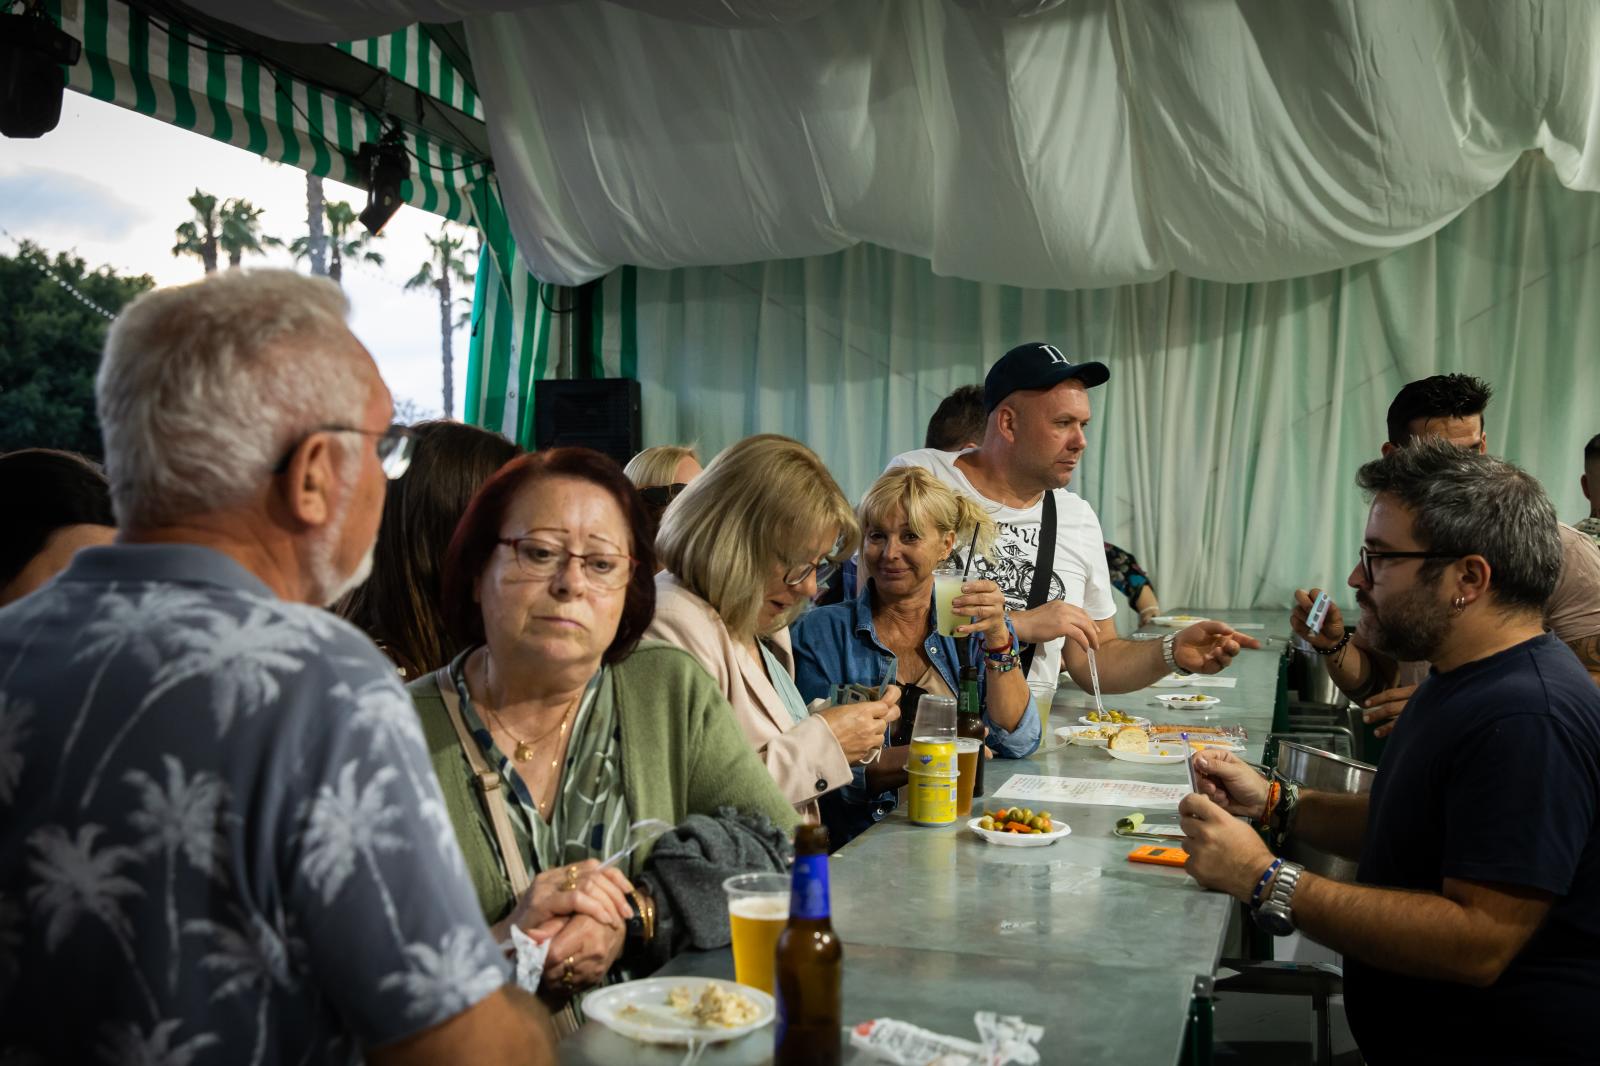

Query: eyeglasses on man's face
[[1357, 545, 1463, 585], [498, 537, 637, 590], [272, 423, 416, 480]]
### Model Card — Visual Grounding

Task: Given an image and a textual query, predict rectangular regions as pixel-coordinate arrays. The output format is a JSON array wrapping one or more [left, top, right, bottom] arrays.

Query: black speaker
[[533, 378, 642, 466]]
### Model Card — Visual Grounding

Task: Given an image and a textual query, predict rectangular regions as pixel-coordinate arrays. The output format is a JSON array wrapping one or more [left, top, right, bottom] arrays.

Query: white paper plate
[[1106, 743, 1190, 765], [1154, 693, 1221, 710], [968, 816, 1071, 847], [1151, 615, 1208, 628], [1055, 725, 1112, 747], [1079, 714, 1151, 728], [584, 977, 774, 1046]]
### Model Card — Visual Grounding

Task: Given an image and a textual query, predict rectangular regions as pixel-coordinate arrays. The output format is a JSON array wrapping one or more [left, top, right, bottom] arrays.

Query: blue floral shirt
[[0, 545, 507, 1065]]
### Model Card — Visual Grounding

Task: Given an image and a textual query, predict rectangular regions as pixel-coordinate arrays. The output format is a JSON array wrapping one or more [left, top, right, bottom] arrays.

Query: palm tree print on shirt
[[26, 823, 158, 1020], [186, 907, 300, 1066], [338, 677, 455, 855], [298, 762, 411, 946], [378, 925, 505, 1021], [94, 1018, 219, 1066], [0, 692, 34, 806], [124, 756, 233, 992], [82, 602, 317, 807]]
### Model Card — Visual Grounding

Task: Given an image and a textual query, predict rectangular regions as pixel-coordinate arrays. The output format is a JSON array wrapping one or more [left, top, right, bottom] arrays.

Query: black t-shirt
[[1344, 633, 1600, 1064]]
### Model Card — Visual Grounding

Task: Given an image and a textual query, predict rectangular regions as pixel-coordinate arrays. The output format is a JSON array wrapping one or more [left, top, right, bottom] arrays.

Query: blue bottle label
[[789, 853, 831, 920]]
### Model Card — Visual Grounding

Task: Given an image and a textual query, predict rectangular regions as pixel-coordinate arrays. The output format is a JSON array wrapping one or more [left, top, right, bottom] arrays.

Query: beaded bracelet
[[1250, 858, 1285, 910], [1312, 630, 1353, 657], [984, 645, 1022, 672]]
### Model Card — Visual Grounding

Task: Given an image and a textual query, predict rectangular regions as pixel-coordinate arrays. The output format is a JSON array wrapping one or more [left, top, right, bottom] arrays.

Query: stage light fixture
[[0, 8, 82, 139], [356, 127, 409, 234]]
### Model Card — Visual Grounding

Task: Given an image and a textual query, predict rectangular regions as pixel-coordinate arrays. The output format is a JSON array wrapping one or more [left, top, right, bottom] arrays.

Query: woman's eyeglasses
[[638, 483, 689, 508], [498, 538, 637, 590], [783, 556, 839, 588]]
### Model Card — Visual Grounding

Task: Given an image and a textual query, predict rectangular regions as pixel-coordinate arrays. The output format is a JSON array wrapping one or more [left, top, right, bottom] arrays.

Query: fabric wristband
[[1250, 858, 1285, 910]]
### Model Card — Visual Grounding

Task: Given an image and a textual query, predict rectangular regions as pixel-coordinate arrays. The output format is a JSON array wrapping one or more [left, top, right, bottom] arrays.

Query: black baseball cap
[[983, 342, 1110, 412]]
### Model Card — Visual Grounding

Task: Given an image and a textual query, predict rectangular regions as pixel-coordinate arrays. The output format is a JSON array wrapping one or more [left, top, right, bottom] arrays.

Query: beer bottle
[[957, 661, 986, 798], [775, 824, 841, 1065]]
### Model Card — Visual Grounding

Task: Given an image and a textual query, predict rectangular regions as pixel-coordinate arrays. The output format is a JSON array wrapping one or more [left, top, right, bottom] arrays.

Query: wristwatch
[[1252, 860, 1305, 936], [1160, 632, 1180, 672]]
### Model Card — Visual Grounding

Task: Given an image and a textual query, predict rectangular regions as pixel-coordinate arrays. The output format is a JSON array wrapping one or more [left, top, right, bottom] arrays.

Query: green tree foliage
[[217, 198, 283, 268], [0, 242, 154, 457], [171, 189, 221, 274], [291, 200, 382, 286]]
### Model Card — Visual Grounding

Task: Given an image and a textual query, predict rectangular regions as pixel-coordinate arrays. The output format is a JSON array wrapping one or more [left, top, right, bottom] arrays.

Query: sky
[[0, 93, 472, 422]]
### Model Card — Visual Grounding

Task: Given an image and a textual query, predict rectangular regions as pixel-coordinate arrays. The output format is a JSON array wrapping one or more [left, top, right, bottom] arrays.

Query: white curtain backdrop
[[194, 0, 1600, 289], [586, 154, 1600, 614]]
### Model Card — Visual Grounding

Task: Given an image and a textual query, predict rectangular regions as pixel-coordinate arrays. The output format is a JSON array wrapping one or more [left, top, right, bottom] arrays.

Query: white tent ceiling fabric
[[191, 1, 1600, 289]]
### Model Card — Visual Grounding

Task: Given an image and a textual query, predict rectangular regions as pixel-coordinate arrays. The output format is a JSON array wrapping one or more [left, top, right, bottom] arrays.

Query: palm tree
[[291, 200, 383, 287], [186, 906, 298, 1066], [217, 198, 283, 269], [303, 172, 328, 276], [81, 604, 317, 807], [171, 190, 221, 274], [378, 925, 505, 1021], [94, 1019, 218, 1066], [297, 762, 409, 946], [26, 823, 156, 1018], [124, 756, 232, 992], [406, 226, 475, 418], [0, 692, 34, 807]]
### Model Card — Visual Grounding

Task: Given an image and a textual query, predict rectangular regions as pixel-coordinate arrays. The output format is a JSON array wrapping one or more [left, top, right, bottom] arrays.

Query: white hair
[[97, 269, 371, 529]]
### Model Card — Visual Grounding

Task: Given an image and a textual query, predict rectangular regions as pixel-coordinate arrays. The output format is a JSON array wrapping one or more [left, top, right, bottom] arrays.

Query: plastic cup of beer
[[932, 562, 967, 638], [724, 872, 789, 994], [954, 736, 983, 816]]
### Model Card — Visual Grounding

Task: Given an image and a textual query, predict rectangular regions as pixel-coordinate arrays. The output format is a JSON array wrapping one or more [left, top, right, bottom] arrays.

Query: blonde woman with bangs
[[647, 435, 902, 820], [790, 467, 1039, 846]]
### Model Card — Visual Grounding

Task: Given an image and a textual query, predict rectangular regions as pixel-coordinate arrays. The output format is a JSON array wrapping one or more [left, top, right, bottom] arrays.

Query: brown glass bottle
[[774, 824, 841, 1065]]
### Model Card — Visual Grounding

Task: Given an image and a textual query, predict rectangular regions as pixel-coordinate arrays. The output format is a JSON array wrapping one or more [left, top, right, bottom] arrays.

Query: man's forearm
[[1064, 637, 1166, 693], [1290, 790, 1368, 860], [1324, 639, 1395, 703], [1293, 876, 1512, 987]]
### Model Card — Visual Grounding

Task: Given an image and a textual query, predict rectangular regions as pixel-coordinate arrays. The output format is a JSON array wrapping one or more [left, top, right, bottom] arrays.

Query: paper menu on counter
[[990, 774, 1190, 810], [1151, 674, 1238, 689]]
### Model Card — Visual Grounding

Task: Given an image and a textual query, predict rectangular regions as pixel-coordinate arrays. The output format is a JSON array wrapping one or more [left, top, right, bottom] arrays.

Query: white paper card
[[1151, 673, 1239, 689], [990, 774, 1189, 810]]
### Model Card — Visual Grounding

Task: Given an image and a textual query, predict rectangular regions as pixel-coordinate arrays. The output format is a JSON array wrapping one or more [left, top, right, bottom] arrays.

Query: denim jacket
[[789, 581, 1042, 844]]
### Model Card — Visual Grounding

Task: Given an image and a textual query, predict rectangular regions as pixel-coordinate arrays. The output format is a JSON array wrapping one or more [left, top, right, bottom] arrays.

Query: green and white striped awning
[[46, 0, 556, 440]]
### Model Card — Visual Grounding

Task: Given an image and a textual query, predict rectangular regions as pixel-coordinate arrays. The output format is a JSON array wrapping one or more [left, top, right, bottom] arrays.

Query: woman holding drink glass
[[648, 435, 902, 823], [409, 448, 797, 1010], [791, 467, 1039, 845]]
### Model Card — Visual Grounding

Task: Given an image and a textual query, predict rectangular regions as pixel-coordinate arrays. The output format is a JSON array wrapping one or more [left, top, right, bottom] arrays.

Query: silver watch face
[[1254, 903, 1294, 936]]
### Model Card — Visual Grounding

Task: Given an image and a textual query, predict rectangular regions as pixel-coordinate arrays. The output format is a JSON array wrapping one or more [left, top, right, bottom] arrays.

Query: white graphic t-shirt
[[887, 448, 1117, 702]]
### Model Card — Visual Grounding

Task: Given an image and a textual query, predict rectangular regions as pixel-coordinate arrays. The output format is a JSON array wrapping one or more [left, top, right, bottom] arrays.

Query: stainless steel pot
[[1276, 740, 1375, 881]]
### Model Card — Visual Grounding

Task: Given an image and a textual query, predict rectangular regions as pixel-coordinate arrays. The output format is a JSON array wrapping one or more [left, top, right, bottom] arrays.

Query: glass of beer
[[954, 736, 983, 817], [724, 872, 790, 994]]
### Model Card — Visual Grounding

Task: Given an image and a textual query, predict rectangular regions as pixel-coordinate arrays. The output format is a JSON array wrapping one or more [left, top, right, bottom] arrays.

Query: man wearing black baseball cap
[[888, 342, 1257, 702]]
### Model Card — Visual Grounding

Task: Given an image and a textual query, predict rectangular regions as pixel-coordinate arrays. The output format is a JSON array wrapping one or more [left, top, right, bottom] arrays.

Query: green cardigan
[[410, 640, 799, 924]]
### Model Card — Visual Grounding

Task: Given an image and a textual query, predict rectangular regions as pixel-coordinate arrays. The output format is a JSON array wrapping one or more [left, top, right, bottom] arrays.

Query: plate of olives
[[970, 807, 1071, 847]]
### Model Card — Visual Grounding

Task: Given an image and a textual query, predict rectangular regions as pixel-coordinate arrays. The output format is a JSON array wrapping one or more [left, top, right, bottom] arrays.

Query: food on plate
[[977, 806, 1055, 834], [1108, 727, 1150, 754], [664, 984, 762, 1028], [1150, 723, 1247, 739], [1068, 725, 1119, 745], [1084, 708, 1138, 723], [1164, 694, 1215, 703]]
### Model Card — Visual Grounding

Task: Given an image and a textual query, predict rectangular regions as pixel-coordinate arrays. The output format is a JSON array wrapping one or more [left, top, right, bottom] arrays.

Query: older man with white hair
[[0, 271, 555, 1064]]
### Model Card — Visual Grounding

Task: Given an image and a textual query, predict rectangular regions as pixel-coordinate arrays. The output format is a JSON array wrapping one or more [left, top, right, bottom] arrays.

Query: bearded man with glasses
[[1182, 440, 1600, 1065], [1292, 372, 1600, 738]]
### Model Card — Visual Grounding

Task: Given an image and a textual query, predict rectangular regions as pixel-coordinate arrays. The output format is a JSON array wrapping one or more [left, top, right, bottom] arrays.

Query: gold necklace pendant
[[513, 740, 537, 762]]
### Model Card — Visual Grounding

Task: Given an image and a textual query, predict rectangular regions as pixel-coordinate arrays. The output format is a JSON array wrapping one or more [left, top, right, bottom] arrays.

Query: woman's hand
[[504, 859, 635, 937], [816, 685, 901, 764], [542, 913, 627, 994], [953, 579, 1011, 647]]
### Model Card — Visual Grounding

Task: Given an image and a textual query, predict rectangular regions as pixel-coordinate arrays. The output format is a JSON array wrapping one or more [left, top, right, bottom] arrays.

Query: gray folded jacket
[[630, 806, 793, 974]]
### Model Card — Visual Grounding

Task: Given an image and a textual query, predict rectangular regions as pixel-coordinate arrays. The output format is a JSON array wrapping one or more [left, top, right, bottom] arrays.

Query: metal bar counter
[[566, 610, 1288, 1065]]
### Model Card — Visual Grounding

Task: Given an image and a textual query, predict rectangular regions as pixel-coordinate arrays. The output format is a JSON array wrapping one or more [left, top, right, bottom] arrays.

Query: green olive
[[1027, 816, 1045, 831], [978, 816, 996, 831]]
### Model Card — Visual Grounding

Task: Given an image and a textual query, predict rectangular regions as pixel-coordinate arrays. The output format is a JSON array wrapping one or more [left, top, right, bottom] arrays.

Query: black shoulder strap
[[1019, 490, 1058, 676]]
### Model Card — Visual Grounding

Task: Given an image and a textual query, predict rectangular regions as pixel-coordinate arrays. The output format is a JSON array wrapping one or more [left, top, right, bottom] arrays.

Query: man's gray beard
[[1361, 579, 1453, 664], [316, 542, 374, 608], [307, 491, 377, 608]]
